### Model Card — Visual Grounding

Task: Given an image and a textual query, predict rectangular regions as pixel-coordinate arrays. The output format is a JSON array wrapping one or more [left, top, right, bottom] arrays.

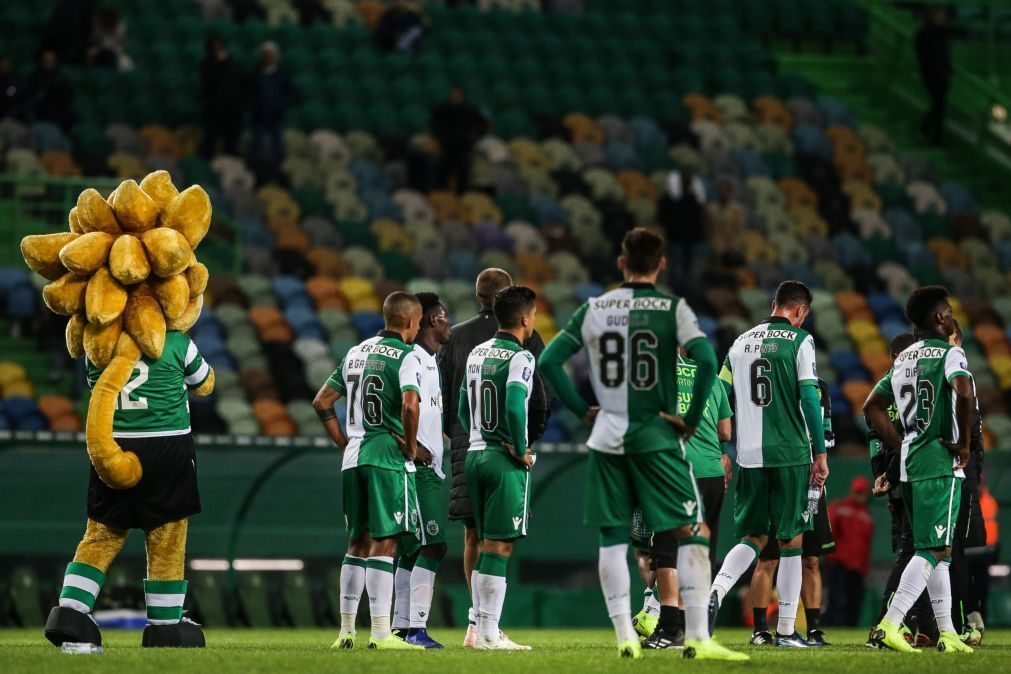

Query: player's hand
[[658, 411, 695, 439], [811, 454, 829, 486], [503, 442, 534, 470], [872, 474, 891, 497], [415, 445, 434, 466], [721, 454, 733, 489], [392, 433, 416, 461], [582, 406, 600, 427], [942, 440, 970, 470]]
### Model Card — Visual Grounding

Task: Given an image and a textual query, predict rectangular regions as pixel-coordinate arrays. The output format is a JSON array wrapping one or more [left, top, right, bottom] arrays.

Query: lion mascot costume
[[21, 170, 215, 648]]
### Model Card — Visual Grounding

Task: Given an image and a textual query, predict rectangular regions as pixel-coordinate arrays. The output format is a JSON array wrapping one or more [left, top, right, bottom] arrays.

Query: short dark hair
[[492, 285, 536, 329], [773, 280, 812, 309], [621, 228, 665, 275], [383, 291, 422, 327], [889, 332, 916, 358], [904, 285, 949, 331], [415, 292, 444, 319]]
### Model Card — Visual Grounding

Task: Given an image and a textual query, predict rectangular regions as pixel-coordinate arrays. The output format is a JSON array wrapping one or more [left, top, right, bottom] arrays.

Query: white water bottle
[[807, 481, 820, 517]]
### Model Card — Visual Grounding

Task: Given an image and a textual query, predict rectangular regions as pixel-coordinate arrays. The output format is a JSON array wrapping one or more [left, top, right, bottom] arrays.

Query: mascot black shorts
[[87, 433, 201, 531]]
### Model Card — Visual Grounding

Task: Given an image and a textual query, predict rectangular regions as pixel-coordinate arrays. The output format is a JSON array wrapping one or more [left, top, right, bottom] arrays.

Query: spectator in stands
[[825, 475, 874, 626], [42, 0, 96, 66], [293, 0, 332, 25], [22, 50, 74, 131], [657, 167, 706, 295], [0, 55, 21, 119], [200, 36, 247, 158], [705, 179, 745, 263], [225, 0, 266, 22], [430, 87, 485, 193], [89, 7, 132, 71], [375, 0, 427, 54], [915, 7, 953, 146], [249, 41, 295, 180]]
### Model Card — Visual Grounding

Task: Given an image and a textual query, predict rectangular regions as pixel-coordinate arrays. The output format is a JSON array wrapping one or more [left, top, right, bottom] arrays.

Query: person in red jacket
[[826, 476, 875, 626]]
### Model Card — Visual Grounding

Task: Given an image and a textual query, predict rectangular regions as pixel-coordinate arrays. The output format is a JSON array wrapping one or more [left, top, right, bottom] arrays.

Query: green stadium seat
[[9, 566, 45, 627]]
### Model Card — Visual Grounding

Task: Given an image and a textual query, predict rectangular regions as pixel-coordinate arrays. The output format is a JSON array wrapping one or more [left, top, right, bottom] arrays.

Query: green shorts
[[465, 449, 530, 541], [358, 463, 419, 540], [902, 476, 961, 550], [585, 448, 703, 532], [415, 465, 447, 546], [734, 465, 811, 541], [342, 467, 368, 541]]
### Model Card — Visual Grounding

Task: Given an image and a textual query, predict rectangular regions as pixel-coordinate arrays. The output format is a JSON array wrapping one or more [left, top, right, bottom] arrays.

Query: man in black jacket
[[438, 268, 551, 646]]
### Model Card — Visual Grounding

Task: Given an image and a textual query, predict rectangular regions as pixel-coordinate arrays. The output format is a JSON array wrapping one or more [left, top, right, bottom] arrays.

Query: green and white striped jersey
[[719, 317, 818, 468], [357, 331, 424, 471], [463, 335, 534, 452], [677, 355, 732, 478], [326, 335, 382, 471], [557, 283, 706, 455], [872, 338, 971, 482], [86, 331, 209, 437]]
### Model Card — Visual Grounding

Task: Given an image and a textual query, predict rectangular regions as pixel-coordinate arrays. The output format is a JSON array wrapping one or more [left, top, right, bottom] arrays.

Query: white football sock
[[470, 569, 480, 630], [599, 544, 636, 643], [884, 554, 936, 625], [339, 555, 366, 633], [678, 540, 712, 641], [776, 553, 802, 636], [645, 589, 661, 617], [476, 573, 507, 641], [365, 556, 395, 639], [927, 560, 955, 634], [392, 564, 412, 629], [410, 559, 439, 629], [711, 542, 758, 605]]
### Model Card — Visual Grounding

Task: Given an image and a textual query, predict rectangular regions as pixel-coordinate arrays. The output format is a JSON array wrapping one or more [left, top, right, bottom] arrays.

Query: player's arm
[[863, 373, 901, 454], [312, 363, 348, 450], [675, 298, 717, 430], [183, 336, 214, 396], [398, 354, 423, 461], [945, 347, 975, 469], [539, 304, 595, 423], [796, 334, 828, 484], [504, 352, 534, 466], [818, 378, 835, 450]]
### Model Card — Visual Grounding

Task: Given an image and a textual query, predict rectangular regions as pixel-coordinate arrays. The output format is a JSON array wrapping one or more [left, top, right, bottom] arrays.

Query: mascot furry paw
[[23, 171, 215, 649]]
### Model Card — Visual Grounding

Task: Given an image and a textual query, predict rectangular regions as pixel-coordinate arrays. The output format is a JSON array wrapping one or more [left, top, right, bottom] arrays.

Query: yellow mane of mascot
[[22, 170, 215, 649], [21, 170, 213, 488]]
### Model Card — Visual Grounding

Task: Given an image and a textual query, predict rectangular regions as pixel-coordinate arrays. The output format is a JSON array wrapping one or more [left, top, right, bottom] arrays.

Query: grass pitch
[[2, 627, 1010, 673]]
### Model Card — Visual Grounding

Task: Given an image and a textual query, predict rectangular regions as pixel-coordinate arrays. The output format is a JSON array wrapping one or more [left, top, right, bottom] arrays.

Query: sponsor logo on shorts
[[426, 519, 439, 536], [411, 509, 419, 526], [394, 511, 404, 524], [512, 516, 523, 530], [802, 509, 811, 523], [935, 524, 946, 539], [682, 499, 696, 515]]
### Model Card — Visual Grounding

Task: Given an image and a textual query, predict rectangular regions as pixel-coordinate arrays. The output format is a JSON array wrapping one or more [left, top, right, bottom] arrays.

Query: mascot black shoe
[[142, 616, 206, 648], [44, 605, 103, 647]]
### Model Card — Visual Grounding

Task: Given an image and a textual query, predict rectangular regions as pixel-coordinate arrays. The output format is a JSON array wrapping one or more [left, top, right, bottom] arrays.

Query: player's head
[[949, 319, 963, 347], [770, 280, 812, 328], [475, 268, 512, 307], [889, 332, 916, 359], [493, 285, 537, 341], [415, 292, 451, 346], [850, 475, 871, 504], [382, 291, 423, 343], [904, 285, 954, 338], [618, 228, 667, 281]]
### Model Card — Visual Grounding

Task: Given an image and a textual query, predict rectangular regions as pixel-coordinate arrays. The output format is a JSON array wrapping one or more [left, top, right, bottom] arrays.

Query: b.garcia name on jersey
[[592, 297, 673, 312]]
